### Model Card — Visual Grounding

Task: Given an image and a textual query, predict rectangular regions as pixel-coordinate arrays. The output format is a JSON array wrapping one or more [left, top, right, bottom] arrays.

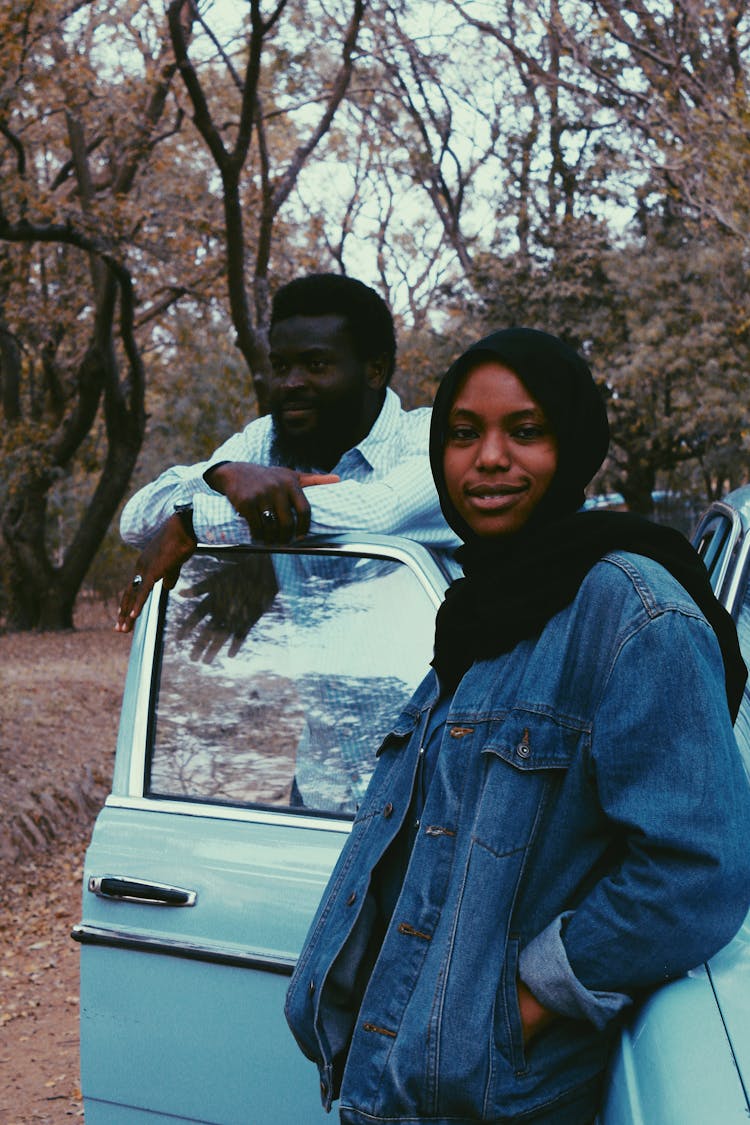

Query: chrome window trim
[[72, 923, 297, 975], [722, 531, 750, 620], [190, 537, 449, 609], [103, 793, 354, 833], [693, 505, 743, 599], [128, 584, 163, 797]]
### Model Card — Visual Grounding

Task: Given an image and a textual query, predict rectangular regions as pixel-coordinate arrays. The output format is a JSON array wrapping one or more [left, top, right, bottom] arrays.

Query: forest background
[[1, 0, 749, 631]]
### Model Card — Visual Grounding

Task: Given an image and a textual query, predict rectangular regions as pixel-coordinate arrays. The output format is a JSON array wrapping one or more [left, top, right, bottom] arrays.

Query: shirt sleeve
[[305, 456, 460, 547], [520, 609, 750, 1028], [119, 419, 270, 548], [187, 459, 461, 548]]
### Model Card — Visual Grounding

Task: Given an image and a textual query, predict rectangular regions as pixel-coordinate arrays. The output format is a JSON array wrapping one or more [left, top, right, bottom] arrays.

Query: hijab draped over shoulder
[[429, 327, 747, 719]]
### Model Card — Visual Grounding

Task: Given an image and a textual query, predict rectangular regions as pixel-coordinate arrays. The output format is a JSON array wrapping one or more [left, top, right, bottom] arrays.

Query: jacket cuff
[[519, 912, 632, 1030]]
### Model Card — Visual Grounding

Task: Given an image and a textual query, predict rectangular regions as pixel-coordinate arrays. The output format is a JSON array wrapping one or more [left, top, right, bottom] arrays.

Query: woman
[[285, 328, 750, 1124]]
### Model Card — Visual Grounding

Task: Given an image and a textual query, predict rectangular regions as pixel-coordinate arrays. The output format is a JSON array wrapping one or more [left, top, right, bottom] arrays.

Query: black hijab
[[430, 328, 746, 720]]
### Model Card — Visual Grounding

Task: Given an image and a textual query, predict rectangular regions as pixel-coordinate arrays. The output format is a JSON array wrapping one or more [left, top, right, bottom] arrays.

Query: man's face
[[268, 314, 385, 470]]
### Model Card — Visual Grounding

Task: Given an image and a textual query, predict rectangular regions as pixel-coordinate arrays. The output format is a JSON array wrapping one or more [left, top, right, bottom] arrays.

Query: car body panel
[[601, 962, 750, 1125], [79, 806, 345, 1123]]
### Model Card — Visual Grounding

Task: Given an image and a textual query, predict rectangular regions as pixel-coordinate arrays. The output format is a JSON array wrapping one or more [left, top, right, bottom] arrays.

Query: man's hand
[[116, 513, 197, 633], [517, 979, 557, 1048], [205, 462, 338, 543]]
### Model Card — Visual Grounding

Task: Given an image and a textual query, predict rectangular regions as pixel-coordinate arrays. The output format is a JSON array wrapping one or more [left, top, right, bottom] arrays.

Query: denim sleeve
[[519, 913, 632, 1029], [560, 609, 750, 1000]]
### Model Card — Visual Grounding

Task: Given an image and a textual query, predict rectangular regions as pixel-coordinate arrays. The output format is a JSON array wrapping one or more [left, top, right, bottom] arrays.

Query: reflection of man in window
[[117, 273, 457, 632]]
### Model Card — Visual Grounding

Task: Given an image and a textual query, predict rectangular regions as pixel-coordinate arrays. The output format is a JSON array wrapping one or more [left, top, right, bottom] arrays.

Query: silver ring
[[261, 509, 277, 522], [132, 574, 144, 589]]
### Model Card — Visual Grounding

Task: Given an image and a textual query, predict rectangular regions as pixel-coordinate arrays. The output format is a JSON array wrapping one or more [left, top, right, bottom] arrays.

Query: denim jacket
[[285, 552, 750, 1124]]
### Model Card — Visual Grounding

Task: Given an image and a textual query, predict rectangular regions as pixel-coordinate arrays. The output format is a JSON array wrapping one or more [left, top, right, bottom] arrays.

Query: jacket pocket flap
[[375, 707, 420, 756], [482, 709, 588, 770]]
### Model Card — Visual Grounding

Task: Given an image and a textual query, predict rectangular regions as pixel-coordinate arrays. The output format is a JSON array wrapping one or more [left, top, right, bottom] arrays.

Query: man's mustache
[[275, 392, 318, 410]]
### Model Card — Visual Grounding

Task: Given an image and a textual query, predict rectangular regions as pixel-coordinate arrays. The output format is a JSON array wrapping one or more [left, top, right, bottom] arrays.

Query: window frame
[[106, 536, 453, 830]]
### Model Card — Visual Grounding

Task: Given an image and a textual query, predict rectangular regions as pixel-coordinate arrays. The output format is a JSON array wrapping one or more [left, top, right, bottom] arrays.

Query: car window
[[733, 553, 750, 768], [146, 549, 437, 816], [694, 513, 733, 590]]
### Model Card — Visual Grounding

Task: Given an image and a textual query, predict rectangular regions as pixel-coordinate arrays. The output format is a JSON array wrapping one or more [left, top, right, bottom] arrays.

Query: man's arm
[[302, 455, 459, 546], [119, 418, 274, 547], [188, 455, 460, 548], [204, 463, 338, 543], [116, 472, 338, 632]]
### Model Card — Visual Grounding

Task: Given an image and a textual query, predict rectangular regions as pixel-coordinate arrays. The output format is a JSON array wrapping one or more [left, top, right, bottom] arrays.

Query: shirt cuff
[[192, 494, 252, 545], [518, 912, 632, 1030], [173, 474, 216, 507]]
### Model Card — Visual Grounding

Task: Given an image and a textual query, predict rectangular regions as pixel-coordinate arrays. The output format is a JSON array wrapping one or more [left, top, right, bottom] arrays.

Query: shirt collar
[[338, 387, 403, 473]]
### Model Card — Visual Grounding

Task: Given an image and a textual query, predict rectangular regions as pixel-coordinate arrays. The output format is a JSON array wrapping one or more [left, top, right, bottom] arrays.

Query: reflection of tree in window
[[148, 551, 435, 814], [149, 656, 304, 804]]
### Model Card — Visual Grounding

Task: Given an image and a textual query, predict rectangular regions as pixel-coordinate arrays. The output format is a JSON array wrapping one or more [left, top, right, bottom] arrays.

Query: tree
[[0, 0, 366, 629], [166, 0, 365, 412], [369, 1, 750, 510], [0, 0, 202, 629]]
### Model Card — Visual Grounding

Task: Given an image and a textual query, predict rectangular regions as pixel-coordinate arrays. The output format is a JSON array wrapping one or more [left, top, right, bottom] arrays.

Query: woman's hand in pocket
[[517, 979, 557, 1047]]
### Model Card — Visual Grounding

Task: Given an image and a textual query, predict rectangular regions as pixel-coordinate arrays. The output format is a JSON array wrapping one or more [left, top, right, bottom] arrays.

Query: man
[[117, 273, 456, 631]]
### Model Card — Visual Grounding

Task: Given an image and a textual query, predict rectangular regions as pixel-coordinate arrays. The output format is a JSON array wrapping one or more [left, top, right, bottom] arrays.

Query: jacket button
[[516, 741, 531, 758], [383, 802, 394, 818], [346, 891, 357, 906], [309, 979, 315, 995]]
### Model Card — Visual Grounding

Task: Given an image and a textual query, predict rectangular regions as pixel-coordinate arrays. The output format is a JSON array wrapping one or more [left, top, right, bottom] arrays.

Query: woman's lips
[[464, 484, 527, 510]]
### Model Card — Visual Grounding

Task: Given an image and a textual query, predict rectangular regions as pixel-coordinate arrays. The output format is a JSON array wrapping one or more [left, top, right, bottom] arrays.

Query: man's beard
[[268, 421, 319, 472], [269, 388, 368, 472]]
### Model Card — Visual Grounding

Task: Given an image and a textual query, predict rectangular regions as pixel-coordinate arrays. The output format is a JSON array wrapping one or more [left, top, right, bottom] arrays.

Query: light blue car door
[[75, 540, 451, 1124]]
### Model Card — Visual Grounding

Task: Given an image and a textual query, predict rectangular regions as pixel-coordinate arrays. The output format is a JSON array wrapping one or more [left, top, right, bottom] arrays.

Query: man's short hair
[[270, 273, 396, 382]]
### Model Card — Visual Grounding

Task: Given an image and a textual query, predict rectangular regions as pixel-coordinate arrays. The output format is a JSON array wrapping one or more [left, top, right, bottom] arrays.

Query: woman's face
[[443, 361, 558, 539]]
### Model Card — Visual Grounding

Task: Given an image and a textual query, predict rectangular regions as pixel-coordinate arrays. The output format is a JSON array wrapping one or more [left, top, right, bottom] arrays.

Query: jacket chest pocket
[[471, 711, 588, 857]]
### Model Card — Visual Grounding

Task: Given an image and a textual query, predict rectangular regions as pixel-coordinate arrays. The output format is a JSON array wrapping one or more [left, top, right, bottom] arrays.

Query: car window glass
[[733, 552, 750, 768], [146, 550, 437, 815], [694, 515, 732, 590]]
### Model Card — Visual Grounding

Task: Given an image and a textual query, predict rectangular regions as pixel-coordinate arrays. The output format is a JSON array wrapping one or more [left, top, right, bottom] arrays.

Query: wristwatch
[[174, 502, 196, 542]]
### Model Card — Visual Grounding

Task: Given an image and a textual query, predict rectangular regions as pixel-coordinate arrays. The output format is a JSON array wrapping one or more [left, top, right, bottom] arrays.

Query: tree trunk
[[616, 457, 656, 516]]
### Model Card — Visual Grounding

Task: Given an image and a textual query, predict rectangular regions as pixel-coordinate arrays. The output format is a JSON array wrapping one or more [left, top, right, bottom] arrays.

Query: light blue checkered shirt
[[120, 388, 459, 549]]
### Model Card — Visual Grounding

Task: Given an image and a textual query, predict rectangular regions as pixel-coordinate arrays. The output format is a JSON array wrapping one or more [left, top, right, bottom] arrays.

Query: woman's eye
[[515, 425, 545, 441], [447, 425, 477, 442]]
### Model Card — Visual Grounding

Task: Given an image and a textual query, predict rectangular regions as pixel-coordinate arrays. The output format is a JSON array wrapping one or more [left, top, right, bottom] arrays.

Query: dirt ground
[[0, 600, 131, 1123]]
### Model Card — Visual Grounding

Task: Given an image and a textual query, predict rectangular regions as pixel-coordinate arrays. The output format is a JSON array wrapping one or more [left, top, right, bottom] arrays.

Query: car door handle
[[88, 875, 197, 907]]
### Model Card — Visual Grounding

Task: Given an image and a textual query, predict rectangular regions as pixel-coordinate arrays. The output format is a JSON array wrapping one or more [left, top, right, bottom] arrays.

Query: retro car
[[74, 488, 750, 1123]]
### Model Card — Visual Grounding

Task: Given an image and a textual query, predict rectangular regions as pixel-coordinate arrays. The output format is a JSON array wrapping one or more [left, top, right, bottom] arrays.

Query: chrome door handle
[[88, 875, 197, 907]]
